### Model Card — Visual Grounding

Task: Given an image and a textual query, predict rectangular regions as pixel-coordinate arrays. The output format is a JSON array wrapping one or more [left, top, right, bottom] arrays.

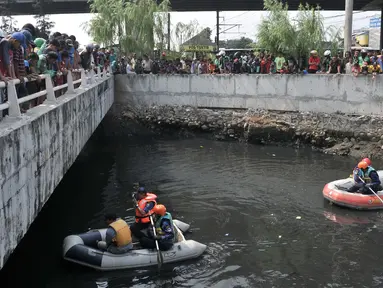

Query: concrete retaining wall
[[115, 74, 383, 115], [0, 76, 114, 269]]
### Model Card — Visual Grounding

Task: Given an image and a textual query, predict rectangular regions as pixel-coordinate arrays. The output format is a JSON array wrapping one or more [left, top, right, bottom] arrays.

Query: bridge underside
[[2, 0, 382, 15]]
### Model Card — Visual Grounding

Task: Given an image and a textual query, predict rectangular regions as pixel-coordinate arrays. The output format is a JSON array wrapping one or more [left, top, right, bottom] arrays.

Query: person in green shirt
[[37, 51, 58, 78], [274, 52, 285, 72]]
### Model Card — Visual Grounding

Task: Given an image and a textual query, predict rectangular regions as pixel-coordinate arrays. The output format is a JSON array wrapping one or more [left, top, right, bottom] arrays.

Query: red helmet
[[361, 158, 371, 166]]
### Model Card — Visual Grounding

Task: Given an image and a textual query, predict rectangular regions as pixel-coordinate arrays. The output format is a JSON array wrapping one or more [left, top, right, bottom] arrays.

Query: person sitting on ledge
[[97, 213, 133, 254], [347, 161, 382, 194]]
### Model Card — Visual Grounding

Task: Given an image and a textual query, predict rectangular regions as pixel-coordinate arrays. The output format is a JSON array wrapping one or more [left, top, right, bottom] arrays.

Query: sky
[[12, 10, 381, 48]]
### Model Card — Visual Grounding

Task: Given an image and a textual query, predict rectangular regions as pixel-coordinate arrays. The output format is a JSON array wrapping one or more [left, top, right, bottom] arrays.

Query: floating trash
[[296, 216, 302, 220]]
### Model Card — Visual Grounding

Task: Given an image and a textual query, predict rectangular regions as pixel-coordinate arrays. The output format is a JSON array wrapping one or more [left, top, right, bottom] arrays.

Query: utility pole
[[167, 12, 171, 51], [380, 9, 383, 50], [215, 11, 241, 50], [216, 10, 219, 50], [344, 0, 354, 55]]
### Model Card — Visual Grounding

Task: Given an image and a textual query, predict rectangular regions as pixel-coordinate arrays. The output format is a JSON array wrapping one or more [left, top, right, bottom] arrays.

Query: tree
[[34, 15, 54, 37], [33, 0, 55, 38], [86, 0, 170, 54], [0, 16, 18, 34], [0, 0, 18, 34], [153, 12, 168, 52], [220, 37, 254, 49], [256, 0, 340, 58], [256, 0, 296, 55], [175, 20, 200, 49]]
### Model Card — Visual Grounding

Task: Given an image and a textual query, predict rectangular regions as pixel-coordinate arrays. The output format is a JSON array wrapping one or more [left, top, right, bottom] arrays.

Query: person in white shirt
[[142, 54, 153, 74], [126, 59, 136, 74], [190, 58, 198, 74]]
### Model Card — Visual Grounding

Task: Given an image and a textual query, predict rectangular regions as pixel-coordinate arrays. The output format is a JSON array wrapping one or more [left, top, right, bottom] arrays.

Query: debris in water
[[271, 213, 274, 216], [278, 235, 282, 238], [225, 233, 229, 236], [200, 146, 204, 148], [296, 216, 302, 220], [272, 154, 276, 157]]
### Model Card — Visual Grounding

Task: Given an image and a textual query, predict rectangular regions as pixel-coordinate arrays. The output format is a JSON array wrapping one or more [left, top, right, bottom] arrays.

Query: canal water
[[1, 122, 383, 288]]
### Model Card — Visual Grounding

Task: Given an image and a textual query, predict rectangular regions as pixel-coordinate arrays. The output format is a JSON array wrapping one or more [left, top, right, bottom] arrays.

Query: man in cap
[[97, 213, 133, 254], [14, 30, 36, 82], [130, 184, 158, 239], [0, 32, 24, 79], [65, 39, 75, 67]]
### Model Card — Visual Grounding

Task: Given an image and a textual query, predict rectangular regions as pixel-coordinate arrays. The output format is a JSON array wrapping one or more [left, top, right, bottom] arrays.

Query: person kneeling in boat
[[347, 161, 382, 194], [139, 204, 177, 251], [97, 213, 133, 254], [350, 158, 372, 180], [130, 186, 157, 239]]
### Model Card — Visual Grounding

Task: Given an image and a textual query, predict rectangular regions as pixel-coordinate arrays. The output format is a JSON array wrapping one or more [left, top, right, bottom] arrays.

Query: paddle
[[357, 175, 383, 204], [150, 214, 164, 270], [131, 192, 163, 269]]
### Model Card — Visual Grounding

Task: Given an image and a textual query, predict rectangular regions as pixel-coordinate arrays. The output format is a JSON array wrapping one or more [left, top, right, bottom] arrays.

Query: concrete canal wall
[[115, 74, 383, 115], [0, 76, 114, 270]]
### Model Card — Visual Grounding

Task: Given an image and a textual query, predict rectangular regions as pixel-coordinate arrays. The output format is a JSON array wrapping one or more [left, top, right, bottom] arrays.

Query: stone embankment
[[118, 104, 383, 159]]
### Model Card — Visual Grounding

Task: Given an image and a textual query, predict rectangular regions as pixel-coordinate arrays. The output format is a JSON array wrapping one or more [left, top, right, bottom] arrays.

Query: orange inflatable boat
[[323, 171, 383, 210]]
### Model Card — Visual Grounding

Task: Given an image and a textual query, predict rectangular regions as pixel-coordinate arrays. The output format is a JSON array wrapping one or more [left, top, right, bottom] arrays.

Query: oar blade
[[157, 251, 162, 269]]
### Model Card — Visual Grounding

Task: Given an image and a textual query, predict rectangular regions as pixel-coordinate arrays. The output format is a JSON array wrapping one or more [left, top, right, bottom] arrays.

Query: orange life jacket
[[109, 219, 132, 247], [135, 193, 157, 223]]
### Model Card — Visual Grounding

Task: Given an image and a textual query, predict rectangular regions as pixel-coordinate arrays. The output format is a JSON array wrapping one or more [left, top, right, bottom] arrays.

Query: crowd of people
[[112, 48, 383, 77], [0, 23, 115, 116], [1, 22, 382, 118]]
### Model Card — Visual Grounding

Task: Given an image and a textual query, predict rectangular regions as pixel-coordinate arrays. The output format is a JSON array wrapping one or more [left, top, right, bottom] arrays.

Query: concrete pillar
[[344, 0, 354, 54], [380, 8, 383, 50], [167, 13, 171, 51], [216, 11, 219, 51]]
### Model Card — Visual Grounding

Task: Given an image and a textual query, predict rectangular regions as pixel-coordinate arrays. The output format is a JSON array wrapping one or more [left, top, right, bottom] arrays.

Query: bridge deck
[[1, 0, 380, 15]]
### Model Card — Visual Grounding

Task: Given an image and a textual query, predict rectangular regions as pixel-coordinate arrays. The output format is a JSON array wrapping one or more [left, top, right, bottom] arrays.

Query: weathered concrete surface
[[0, 76, 114, 270], [116, 104, 383, 160], [115, 74, 383, 115]]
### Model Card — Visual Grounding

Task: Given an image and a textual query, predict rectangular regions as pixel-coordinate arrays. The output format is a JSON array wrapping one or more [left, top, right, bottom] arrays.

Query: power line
[[322, 11, 366, 19], [221, 11, 251, 22]]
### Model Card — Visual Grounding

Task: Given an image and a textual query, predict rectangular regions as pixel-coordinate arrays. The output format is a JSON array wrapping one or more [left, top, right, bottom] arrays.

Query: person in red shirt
[[308, 50, 320, 74]]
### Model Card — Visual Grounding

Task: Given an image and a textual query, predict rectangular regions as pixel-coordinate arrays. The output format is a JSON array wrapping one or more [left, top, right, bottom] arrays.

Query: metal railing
[[0, 66, 111, 118]]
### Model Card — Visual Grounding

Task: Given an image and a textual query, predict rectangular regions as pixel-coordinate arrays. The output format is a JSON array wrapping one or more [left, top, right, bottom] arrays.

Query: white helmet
[[0, 29, 5, 38], [324, 50, 331, 56]]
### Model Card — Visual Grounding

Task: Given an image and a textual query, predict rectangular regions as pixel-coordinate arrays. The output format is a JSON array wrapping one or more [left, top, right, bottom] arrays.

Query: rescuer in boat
[[139, 204, 177, 251], [97, 213, 133, 254], [347, 161, 382, 194], [349, 158, 372, 186], [130, 185, 157, 239]]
